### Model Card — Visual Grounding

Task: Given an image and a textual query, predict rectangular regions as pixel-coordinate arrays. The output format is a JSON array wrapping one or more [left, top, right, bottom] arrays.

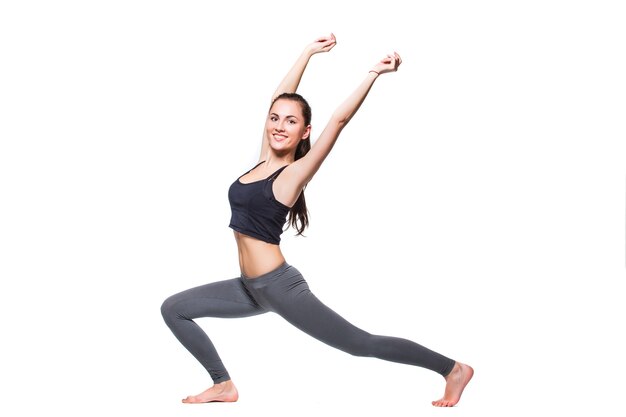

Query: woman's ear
[[302, 125, 311, 140]]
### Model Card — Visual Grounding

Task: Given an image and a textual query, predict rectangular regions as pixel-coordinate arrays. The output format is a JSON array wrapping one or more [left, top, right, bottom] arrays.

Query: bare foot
[[432, 362, 474, 407], [182, 380, 239, 404]]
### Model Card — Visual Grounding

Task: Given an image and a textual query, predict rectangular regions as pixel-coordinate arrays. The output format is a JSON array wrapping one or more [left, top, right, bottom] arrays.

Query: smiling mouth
[[273, 134, 288, 141]]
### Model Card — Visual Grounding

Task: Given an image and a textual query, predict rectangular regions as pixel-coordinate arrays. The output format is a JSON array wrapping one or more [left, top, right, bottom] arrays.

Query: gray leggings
[[161, 263, 455, 383]]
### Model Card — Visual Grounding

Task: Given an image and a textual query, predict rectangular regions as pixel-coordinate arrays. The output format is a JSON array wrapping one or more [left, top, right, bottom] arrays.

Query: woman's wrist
[[304, 44, 323, 58], [301, 46, 316, 60], [368, 70, 380, 77]]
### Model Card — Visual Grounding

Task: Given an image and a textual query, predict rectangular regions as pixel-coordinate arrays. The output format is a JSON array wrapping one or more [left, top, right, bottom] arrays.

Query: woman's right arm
[[272, 33, 336, 101], [259, 33, 337, 160]]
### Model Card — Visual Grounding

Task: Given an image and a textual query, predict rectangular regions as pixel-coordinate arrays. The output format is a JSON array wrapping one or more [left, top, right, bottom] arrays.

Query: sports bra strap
[[268, 165, 288, 181], [243, 160, 265, 176]]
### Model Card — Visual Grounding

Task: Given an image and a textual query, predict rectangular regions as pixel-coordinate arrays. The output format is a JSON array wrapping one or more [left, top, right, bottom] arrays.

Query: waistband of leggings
[[240, 262, 291, 282]]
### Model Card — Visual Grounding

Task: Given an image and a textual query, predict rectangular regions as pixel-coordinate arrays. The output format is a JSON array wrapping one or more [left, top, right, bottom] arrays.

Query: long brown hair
[[271, 93, 311, 236]]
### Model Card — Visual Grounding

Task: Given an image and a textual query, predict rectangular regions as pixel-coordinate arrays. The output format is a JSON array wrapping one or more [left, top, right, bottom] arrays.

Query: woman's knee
[[160, 294, 181, 324], [353, 334, 377, 357], [331, 331, 376, 358]]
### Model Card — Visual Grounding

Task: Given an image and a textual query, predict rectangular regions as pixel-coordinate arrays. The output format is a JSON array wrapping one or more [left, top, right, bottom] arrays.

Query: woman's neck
[[262, 150, 294, 166]]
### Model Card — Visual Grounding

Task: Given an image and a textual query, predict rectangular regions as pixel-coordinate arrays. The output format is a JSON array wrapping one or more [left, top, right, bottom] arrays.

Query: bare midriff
[[233, 231, 286, 278]]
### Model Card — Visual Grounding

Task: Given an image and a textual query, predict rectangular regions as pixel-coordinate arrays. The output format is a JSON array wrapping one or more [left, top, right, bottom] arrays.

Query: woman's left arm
[[289, 52, 402, 188]]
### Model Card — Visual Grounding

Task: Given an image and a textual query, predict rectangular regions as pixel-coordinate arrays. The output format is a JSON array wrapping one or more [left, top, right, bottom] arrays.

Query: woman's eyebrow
[[270, 112, 300, 119]]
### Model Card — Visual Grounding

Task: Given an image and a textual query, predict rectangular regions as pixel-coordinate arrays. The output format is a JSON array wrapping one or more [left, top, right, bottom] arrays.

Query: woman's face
[[265, 99, 311, 155]]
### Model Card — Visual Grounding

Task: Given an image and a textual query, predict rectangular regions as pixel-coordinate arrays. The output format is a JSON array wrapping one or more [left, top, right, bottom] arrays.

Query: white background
[[1, 1, 625, 416]]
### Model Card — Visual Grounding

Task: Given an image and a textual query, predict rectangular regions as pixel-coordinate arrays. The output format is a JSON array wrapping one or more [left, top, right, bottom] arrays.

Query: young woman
[[161, 33, 473, 407]]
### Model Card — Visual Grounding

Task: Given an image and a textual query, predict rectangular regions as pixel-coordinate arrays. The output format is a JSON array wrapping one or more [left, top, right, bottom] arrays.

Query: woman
[[161, 33, 473, 407]]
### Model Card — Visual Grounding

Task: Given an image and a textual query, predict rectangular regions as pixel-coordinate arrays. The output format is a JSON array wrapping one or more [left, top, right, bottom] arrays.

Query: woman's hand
[[305, 33, 337, 55], [371, 52, 402, 75]]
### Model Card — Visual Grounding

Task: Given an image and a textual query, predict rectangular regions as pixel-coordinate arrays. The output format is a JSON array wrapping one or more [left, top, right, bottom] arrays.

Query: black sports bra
[[228, 161, 290, 244]]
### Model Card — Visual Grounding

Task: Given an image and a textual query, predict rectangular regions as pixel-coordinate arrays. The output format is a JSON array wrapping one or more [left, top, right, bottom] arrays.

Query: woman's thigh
[[163, 277, 266, 320]]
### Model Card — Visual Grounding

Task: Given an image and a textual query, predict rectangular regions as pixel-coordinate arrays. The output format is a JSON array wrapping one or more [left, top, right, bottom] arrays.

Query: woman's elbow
[[330, 113, 349, 129]]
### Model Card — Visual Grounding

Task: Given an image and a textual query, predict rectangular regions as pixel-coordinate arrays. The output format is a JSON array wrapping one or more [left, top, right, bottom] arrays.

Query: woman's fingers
[[314, 33, 336, 52], [386, 52, 402, 70], [317, 33, 336, 44], [374, 51, 402, 74], [394, 51, 403, 66]]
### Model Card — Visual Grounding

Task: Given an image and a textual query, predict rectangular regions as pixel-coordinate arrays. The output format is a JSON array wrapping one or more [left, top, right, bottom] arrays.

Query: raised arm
[[289, 52, 402, 188], [260, 34, 336, 160], [272, 33, 336, 100]]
